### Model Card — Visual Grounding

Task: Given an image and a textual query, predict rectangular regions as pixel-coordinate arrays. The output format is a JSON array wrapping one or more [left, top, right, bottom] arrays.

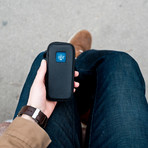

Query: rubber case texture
[[46, 42, 75, 101]]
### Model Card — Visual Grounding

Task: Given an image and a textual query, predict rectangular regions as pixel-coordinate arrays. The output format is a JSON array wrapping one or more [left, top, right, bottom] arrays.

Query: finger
[[36, 59, 47, 81], [73, 88, 76, 93], [74, 71, 79, 77], [74, 81, 80, 88]]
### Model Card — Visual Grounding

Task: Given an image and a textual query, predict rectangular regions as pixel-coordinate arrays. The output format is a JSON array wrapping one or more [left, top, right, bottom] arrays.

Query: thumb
[[36, 59, 47, 82]]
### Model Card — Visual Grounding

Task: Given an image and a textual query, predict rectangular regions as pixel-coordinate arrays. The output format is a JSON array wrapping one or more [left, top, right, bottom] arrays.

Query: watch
[[18, 105, 48, 128]]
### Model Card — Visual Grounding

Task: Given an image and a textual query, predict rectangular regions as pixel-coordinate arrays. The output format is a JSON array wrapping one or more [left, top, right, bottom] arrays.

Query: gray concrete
[[0, 0, 148, 122]]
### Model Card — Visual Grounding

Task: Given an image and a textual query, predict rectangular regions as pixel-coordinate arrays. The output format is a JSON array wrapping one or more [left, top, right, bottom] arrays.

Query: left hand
[[26, 59, 79, 118]]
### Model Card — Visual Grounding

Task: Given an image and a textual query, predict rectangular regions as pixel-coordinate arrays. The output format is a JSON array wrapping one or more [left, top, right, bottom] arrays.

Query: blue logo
[[56, 52, 66, 63]]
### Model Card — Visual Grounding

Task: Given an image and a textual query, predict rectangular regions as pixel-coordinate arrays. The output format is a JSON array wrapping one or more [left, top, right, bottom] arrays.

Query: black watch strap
[[18, 105, 48, 128]]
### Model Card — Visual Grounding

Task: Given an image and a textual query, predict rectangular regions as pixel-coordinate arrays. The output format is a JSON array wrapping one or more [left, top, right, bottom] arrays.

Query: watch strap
[[18, 105, 48, 128]]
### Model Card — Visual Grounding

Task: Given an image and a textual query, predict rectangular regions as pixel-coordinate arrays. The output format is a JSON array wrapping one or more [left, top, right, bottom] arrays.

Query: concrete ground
[[0, 0, 148, 122]]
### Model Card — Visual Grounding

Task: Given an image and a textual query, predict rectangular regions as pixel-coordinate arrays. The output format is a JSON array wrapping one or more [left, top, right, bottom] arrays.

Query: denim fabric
[[14, 50, 148, 148]]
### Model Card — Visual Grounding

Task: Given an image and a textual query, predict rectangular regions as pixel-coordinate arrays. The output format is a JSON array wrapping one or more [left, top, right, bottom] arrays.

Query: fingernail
[[75, 71, 79, 76]]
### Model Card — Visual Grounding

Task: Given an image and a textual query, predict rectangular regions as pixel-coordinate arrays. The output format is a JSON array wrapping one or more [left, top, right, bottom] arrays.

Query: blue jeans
[[14, 50, 148, 148]]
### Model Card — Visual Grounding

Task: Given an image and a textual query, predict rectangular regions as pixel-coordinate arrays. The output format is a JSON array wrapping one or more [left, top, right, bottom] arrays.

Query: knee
[[33, 51, 46, 64], [112, 51, 137, 66], [36, 51, 46, 60], [97, 51, 145, 91], [96, 51, 145, 88], [104, 51, 139, 73]]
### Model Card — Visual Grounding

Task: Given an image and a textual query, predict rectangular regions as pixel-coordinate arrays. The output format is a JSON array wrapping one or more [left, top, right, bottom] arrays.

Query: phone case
[[45, 42, 75, 101]]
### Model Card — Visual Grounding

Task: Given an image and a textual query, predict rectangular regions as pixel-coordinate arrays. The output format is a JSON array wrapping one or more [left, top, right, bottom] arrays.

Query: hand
[[26, 59, 79, 118]]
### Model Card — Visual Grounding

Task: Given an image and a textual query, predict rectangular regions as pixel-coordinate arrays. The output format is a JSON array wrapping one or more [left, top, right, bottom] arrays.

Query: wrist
[[21, 114, 36, 123], [18, 105, 48, 128]]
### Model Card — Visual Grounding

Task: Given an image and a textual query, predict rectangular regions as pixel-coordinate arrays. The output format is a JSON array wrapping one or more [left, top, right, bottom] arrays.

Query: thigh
[[13, 52, 82, 148]]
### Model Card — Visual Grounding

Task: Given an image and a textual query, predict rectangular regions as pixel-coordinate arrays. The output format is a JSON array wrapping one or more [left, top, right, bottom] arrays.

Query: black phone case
[[45, 42, 75, 101]]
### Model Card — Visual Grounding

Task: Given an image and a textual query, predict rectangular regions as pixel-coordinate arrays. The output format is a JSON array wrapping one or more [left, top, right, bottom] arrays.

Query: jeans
[[14, 50, 148, 148]]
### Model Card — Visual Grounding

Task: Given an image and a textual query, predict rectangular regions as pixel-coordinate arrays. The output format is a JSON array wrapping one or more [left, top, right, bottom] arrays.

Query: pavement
[[0, 0, 148, 122]]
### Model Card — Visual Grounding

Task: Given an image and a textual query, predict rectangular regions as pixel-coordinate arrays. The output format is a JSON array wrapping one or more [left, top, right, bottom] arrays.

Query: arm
[[0, 59, 79, 148]]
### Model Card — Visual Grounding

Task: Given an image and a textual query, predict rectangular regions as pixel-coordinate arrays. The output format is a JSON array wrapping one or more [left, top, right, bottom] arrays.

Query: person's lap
[[14, 50, 148, 148]]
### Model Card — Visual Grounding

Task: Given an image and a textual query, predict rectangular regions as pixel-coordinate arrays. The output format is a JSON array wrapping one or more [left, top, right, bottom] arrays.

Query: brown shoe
[[68, 30, 92, 58]]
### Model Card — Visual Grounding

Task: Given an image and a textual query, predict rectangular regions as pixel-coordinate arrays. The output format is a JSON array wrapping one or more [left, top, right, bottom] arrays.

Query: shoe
[[68, 30, 92, 58]]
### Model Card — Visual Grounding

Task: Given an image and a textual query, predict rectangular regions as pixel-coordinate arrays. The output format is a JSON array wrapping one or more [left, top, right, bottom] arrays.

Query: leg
[[13, 52, 81, 148], [75, 50, 148, 148]]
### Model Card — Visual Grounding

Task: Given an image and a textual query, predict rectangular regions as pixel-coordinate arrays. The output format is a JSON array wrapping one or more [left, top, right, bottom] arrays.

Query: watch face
[[56, 52, 66, 63]]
